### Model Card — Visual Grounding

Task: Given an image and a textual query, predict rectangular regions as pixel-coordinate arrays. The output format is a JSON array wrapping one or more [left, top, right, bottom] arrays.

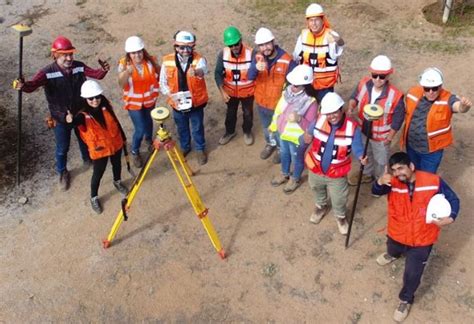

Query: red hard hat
[[51, 36, 76, 53]]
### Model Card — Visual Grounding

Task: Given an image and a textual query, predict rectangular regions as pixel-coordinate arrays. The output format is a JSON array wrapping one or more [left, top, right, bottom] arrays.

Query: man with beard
[[372, 151, 459, 322]]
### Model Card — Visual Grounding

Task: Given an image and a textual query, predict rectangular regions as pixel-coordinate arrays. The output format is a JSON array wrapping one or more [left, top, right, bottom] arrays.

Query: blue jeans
[[172, 108, 206, 151], [257, 105, 275, 145], [128, 108, 153, 154], [406, 144, 443, 173], [53, 123, 90, 174], [279, 137, 307, 181]]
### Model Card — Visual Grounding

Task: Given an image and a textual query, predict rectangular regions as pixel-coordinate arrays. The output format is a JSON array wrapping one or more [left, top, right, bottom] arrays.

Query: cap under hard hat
[[370, 55, 393, 74], [320, 92, 345, 114], [51, 36, 76, 54], [81, 80, 104, 98], [223, 26, 242, 46], [426, 194, 451, 224], [125, 36, 145, 53], [286, 64, 314, 86], [306, 3, 324, 18], [419, 67, 444, 87], [255, 27, 275, 45], [174, 31, 196, 46]]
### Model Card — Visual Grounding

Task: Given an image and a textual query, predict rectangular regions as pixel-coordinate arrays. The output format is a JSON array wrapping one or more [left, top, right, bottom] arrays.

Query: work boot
[[336, 217, 349, 235], [132, 153, 143, 168], [283, 178, 300, 194], [243, 132, 254, 146], [197, 150, 208, 165], [113, 180, 129, 196], [218, 132, 236, 145], [58, 170, 70, 192], [90, 196, 103, 214], [309, 204, 329, 224], [271, 174, 289, 187], [376, 252, 398, 266], [272, 148, 281, 164], [393, 301, 411, 322], [260, 144, 275, 160], [348, 173, 374, 186]]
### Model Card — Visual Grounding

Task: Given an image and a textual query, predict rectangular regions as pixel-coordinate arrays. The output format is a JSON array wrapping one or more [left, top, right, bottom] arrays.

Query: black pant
[[91, 149, 122, 197], [225, 96, 254, 135], [386, 236, 433, 304], [306, 86, 334, 104]]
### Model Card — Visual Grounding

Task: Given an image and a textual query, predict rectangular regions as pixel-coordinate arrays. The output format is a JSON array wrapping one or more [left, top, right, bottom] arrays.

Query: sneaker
[[113, 180, 129, 196], [132, 153, 143, 168], [336, 217, 349, 235], [197, 150, 208, 165], [309, 204, 329, 224], [218, 132, 236, 145], [371, 193, 382, 198], [260, 144, 275, 160], [58, 170, 70, 192], [348, 173, 374, 186], [90, 196, 103, 214], [283, 178, 300, 194], [243, 133, 254, 146], [376, 252, 398, 266], [272, 149, 281, 164], [271, 174, 289, 187], [393, 301, 411, 322]]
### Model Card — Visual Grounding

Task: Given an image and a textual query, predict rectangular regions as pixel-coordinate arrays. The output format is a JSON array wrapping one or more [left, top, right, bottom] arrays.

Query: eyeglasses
[[423, 86, 440, 92], [371, 73, 387, 80], [175, 45, 193, 51], [86, 95, 101, 101]]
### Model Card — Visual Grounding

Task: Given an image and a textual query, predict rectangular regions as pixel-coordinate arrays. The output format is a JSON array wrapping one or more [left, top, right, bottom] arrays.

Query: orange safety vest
[[355, 76, 404, 141], [222, 44, 255, 98], [78, 108, 124, 160], [305, 114, 357, 178], [254, 52, 292, 110], [162, 52, 208, 110], [299, 28, 339, 90], [401, 86, 453, 152], [119, 57, 159, 111], [387, 171, 441, 246]]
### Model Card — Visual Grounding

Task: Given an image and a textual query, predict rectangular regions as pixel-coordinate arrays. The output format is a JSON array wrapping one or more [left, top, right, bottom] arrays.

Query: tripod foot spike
[[102, 239, 111, 249], [218, 249, 226, 259]]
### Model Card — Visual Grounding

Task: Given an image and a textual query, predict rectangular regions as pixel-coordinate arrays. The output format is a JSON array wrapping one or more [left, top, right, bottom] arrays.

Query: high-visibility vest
[[305, 114, 356, 178], [299, 28, 339, 90], [78, 108, 124, 160], [162, 52, 208, 110], [387, 171, 441, 246], [119, 57, 159, 111], [401, 86, 453, 152], [254, 52, 292, 109], [355, 76, 404, 141], [222, 44, 255, 98]]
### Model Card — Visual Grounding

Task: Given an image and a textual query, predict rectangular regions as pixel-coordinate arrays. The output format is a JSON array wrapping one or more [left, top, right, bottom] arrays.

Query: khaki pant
[[308, 172, 348, 218], [362, 135, 391, 178]]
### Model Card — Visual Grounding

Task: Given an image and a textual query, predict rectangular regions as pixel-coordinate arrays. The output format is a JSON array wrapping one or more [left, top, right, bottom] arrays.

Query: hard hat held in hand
[[223, 26, 241, 46], [306, 3, 324, 18], [175, 31, 195, 45], [51, 36, 76, 54], [419, 67, 443, 87], [255, 27, 274, 45], [370, 55, 393, 74], [320, 92, 344, 114], [286, 64, 314, 86], [125, 36, 145, 53], [81, 80, 103, 98], [426, 194, 451, 224]]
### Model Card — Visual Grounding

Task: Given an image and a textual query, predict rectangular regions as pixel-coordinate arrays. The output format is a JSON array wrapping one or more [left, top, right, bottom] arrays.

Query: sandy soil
[[1, 0, 473, 322]]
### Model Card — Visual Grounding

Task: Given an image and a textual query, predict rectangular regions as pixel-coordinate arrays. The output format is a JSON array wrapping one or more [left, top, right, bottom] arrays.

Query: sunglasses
[[175, 45, 193, 51], [228, 42, 241, 48], [423, 86, 440, 92], [86, 95, 101, 101], [371, 73, 387, 80]]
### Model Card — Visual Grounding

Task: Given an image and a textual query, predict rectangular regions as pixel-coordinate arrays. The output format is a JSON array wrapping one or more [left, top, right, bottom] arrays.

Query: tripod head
[[151, 106, 171, 142]]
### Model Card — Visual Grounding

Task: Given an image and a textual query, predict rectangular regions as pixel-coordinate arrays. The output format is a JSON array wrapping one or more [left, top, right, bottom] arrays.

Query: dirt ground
[[1, 0, 473, 322]]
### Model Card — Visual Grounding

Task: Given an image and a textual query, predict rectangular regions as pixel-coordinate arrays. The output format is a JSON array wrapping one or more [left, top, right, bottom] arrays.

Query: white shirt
[[292, 30, 343, 62]]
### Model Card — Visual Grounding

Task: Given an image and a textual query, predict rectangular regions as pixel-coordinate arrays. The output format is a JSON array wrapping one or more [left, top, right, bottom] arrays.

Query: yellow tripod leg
[[103, 148, 159, 248], [166, 147, 226, 259]]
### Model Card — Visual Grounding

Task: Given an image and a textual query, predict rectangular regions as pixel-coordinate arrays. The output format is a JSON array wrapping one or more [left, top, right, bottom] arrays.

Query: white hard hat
[[419, 67, 443, 87], [125, 36, 145, 53], [255, 27, 275, 45], [306, 3, 324, 18], [370, 55, 393, 74], [174, 31, 195, 45], [286, 64, 314, 86], [320, 92, 344, 114], [426, 194, 451, 224], [81, 80, 103, 98]]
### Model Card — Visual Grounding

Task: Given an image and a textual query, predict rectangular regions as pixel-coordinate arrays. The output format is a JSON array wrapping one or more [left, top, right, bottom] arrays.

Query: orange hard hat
[[51, 36, 76, 54]]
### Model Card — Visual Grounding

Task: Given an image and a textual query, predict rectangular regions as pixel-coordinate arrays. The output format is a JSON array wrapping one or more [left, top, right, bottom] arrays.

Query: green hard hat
[[223, 26, 242, 46]]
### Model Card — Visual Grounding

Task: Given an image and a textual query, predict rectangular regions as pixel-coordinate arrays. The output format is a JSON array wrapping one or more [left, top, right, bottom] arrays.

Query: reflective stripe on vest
[[222, 45, 255, 97], [121, 58, 159, 110]]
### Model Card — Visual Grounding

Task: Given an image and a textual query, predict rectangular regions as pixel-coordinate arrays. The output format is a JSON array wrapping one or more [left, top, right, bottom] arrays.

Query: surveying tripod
[[103, 107, 226, 259]]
